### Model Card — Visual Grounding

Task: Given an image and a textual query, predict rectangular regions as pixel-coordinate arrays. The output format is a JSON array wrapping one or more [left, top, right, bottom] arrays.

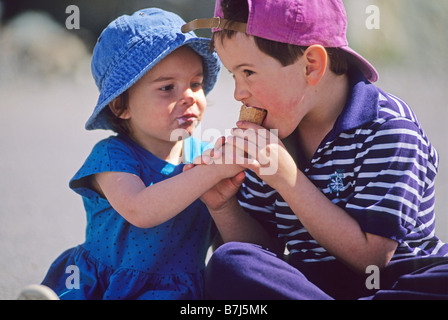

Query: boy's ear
[[303, 45, 328, 86]]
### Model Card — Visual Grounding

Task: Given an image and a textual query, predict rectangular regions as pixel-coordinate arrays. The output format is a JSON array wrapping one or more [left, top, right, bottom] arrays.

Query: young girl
[[39, 8, 242, 300], [183, 0, 448, 299]]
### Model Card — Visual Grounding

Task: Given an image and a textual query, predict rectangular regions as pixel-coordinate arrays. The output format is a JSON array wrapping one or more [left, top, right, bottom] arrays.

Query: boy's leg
[[205, 242, 333, 300], [370, 256, 448, 300]]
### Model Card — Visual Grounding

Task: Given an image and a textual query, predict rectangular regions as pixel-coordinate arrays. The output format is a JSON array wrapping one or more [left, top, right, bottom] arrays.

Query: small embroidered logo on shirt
[[328, 169, 345, 196]]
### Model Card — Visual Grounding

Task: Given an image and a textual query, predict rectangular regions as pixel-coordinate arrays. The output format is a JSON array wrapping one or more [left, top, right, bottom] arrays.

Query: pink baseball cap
[[182, 0, 378, 82]]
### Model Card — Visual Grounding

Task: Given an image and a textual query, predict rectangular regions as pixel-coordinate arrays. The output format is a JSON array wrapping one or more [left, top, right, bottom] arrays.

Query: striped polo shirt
[[237, 71, 448, 263]]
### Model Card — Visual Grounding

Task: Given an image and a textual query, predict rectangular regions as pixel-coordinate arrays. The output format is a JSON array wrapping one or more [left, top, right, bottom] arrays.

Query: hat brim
[[86, 37, 220, 131]]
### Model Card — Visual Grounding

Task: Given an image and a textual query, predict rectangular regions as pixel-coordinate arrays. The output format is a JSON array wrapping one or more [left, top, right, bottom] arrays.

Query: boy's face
[[122, 46, 206, 147], [214, 33, 309, 139]]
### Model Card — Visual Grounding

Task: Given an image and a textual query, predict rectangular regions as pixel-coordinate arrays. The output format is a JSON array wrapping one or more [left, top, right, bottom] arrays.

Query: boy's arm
[[200, 176, 282, 253], [230, 122, 398, 273], [94, 163, 242, 228], [275, 170, 398, 272]]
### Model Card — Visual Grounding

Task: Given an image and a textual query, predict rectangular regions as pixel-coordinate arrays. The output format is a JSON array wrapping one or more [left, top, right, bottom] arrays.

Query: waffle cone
[[238, 105, 267, 126]]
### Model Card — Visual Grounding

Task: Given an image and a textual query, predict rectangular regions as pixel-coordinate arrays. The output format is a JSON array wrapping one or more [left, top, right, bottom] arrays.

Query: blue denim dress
[[42, 135, 214, 299]]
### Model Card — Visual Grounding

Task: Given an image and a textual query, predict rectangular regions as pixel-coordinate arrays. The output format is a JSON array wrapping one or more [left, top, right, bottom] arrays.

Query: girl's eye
[[160, 84, 174, 92], [191, 81, 203, 91]]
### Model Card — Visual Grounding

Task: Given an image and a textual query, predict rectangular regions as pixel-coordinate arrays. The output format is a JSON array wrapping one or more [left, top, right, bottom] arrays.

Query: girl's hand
[[192, 136, 245, 179], [184, 136, 246, 211], [227, 121, 299, 189]]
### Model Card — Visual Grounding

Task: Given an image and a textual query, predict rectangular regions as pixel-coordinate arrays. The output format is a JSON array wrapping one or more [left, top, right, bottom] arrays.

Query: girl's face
[[214, 33, 310, 139], [122, 46, 206, 151]]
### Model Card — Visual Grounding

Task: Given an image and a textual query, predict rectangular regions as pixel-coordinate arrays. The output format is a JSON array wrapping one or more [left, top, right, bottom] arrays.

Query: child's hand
[[227, 121, 298, 189], [183, 164, 245, 212], [183, 137, 246, 211], [200, 170, 245, 211], [184, 162, 245, 211], [193, 136, 245, 179]]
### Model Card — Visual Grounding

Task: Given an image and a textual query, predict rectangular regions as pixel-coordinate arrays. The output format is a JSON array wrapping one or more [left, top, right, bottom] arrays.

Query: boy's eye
[[243, 69, 254, 77]]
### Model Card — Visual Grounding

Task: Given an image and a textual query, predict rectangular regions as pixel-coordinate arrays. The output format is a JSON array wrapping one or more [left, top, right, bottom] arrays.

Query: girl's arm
[[93, 162, 242, 228], [186, 139, 283, 253]]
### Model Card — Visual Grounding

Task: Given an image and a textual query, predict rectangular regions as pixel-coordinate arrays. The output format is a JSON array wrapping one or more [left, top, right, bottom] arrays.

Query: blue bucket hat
[[86, 8, 221, 131]]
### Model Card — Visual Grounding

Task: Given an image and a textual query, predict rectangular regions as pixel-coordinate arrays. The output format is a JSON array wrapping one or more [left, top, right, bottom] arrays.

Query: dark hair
[[105, 90, 130, 135], [212, 0, 349, 75]]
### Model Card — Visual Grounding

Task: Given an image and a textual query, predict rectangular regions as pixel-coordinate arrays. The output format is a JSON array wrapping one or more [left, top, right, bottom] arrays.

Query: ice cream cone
[[238, 105, 267, 126]]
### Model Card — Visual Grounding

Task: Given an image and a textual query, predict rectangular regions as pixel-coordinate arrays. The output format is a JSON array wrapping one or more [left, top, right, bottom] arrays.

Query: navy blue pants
[[205, 242, 448, 300]]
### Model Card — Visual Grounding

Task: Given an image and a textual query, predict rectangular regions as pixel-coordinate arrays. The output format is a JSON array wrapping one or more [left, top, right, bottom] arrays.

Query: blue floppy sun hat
[[86, 8, 221, 131]]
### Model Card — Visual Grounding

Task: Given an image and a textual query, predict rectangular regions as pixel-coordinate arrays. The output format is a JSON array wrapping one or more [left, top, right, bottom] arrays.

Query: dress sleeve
[[69, 137, 141, 196], [345, 118, 438, 243]]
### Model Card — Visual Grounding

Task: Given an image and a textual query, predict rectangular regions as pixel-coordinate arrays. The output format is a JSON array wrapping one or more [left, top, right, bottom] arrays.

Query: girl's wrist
[[191, 161, 227, 183]]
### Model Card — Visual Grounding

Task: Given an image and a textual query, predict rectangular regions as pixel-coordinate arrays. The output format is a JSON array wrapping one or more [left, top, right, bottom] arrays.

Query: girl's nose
[[181, 88, 196, 107]]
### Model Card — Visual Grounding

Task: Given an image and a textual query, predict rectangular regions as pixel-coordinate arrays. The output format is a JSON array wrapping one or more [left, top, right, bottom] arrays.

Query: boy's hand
[[200, 170, 245, 211], [183, 161, 245, 211], [227, 121, 298, 189]]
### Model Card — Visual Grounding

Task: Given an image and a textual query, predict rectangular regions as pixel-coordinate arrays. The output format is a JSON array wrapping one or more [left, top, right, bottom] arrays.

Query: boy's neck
[[296, 73, 350, 161], [308, 72, 349, 125]]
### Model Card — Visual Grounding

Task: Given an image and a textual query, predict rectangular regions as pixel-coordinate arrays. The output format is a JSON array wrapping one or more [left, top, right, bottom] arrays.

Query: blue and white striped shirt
[[237, 72, 448, 263]]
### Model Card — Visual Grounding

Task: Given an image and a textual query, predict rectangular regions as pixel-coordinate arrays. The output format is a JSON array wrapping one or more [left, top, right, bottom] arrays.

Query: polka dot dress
[[41, 135, 215, 299]]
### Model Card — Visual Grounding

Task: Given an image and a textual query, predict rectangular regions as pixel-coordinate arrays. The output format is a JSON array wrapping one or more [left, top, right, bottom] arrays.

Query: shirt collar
[[327, 69, 379, 141]]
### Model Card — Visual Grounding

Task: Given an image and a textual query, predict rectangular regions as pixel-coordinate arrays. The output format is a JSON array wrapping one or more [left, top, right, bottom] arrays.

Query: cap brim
[[341, 46, 379, 83]]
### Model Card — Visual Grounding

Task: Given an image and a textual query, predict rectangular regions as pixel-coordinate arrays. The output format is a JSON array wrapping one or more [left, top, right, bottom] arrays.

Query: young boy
[[183, 0, 448, 299]]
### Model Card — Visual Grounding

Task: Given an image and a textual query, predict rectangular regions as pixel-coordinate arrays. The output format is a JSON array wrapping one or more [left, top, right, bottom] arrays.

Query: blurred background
[[0, 0, 447, 299]]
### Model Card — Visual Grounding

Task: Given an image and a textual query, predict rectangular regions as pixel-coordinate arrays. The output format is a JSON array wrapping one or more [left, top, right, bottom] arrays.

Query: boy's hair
[[211, 0, 349, 75]]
